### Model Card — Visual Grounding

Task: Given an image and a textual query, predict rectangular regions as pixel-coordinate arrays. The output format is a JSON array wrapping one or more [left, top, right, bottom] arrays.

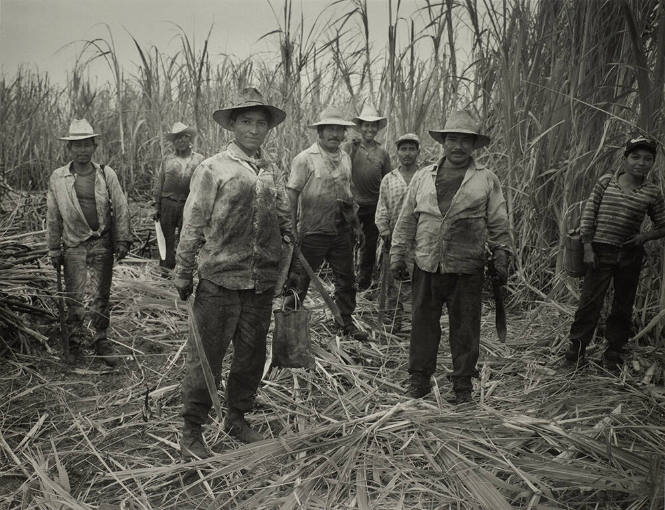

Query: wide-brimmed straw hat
[[58, 119, 100, 141], [309, 106, 356, 128], [213, 87, 286, 130], [395, 133, 421, 147], [428, 111, 490, 148], [352, 103, 387, 130], [166, 122, 197, 141]]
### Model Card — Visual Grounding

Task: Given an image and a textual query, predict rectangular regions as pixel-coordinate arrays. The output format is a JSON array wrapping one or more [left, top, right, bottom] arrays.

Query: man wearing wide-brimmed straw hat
[[174, 87, 292, 458], [391, 110, 510, 404], [47, 119, 131, 366], [152, 122, 204, 271], [375, 133, 421, 331], [344, 103, 392, 291], [283, 105, 369, 341]]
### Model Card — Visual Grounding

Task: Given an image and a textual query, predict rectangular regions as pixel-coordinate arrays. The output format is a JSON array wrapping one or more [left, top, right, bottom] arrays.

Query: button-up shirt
[[46, 162, 131, 257], [153, 152, 205, 205], [391, 158, 510, 274], [344, 140, 391, 206], [287, 142, 355, 236], [375, 168, 409, 237], [175, 142, 292, 292]]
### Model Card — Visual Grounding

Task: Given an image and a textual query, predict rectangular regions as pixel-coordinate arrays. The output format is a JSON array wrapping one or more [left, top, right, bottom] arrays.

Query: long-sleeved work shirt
[[391, 158, 510, 274], [287, 142, 355, 236], [47, 162, 131, 257], [175, 142, 292, 292], [580, 171, 665, 246], [375, 168, 410, 237], [153, 152, 205, 207], [344, 140, 391, 206]]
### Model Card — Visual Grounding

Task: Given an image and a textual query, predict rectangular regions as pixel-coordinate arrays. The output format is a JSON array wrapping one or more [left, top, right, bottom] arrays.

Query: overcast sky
[[0, 0, 398, 84]]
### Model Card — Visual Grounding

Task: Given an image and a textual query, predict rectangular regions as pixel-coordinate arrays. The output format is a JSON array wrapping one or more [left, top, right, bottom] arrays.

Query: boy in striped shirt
[[566, 136, 665, 368]]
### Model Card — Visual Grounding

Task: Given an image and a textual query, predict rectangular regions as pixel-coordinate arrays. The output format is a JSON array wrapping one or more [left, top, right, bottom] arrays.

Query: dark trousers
[[182, 279, 273, 426], [289, 231, 356, 327], [357, 204, 379, 288], [409, 266, 483, 392], [569, 244, 643, 352], [159, 197, 185, 269], [63, 234, 114, 341]]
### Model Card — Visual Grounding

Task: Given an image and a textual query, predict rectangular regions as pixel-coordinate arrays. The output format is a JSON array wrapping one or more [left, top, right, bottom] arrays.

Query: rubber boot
[[224, 409, 263, 443], [446, 390, 472, 405], [407, 373, 431, 398], [563, 339, 587, 368], [94, 331, 119, 367]]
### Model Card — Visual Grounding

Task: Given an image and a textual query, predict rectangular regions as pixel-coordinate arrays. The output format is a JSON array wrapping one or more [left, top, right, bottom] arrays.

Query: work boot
[[224, 409, 263, 443], [181, 422, 211, 460], [563, 340, 587, 368], [446, 390, 472, 405], [602, 348, 624, 372], [407, 374, 431, 399], [342, 323, 369, 342], [94, 337, 119, 367]]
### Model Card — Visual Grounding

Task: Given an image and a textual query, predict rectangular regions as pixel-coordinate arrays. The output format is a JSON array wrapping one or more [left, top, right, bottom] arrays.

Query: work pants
[[182, 279, 273, 426], [356, 204, 379, 288], [159, 197, 185, 269], [63, 234, 114, 342], [569, 244, 643, 352], [409, 266, 483, 392], [288, 231, 356, 328]]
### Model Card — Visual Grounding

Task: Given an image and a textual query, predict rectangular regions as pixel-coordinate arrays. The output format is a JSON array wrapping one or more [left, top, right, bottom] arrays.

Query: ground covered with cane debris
[[1, 203, 665, 510]]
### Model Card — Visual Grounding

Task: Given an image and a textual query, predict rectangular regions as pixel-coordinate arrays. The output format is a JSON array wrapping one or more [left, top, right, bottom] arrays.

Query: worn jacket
[[175, 142, 292, 292], [46, 162, 131, 257], [391, 158, 510, 274], [153, 152, 205, 206]]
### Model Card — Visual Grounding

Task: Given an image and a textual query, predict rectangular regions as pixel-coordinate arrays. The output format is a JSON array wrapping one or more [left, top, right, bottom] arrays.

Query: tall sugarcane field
[[1, 0, 665, 508]]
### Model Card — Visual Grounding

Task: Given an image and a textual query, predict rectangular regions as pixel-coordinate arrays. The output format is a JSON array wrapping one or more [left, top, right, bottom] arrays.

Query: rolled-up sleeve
[[105, 167, 131, 244], [175, 164, 216, 278], [390, 179, 418, 265], [486, 172, 511, 252], [286, 153, 310, 192], [46, 175, 63, 257]]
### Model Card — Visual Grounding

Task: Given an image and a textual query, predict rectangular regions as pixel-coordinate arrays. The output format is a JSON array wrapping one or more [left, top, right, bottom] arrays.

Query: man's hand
[[116, 242, 129, 260], [492, 249, 509, 285], [282, 232, 294, 245], [623, 232, 648, 247], [390, 260, 409, 281], [50, 254, 63, 269], [354, 228, 365, 248], [174, 276, 194, 301], [152, 211, 160, 222], [583, 243, 597, 270], [381, 234, 391, 252]]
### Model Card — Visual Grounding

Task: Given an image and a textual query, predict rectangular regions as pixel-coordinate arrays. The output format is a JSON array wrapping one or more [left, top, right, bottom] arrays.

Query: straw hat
[[166, 122, 197, 141], [395, 133, 421, 148], [58, 119, 100, 141], [428, 111, 490, 148], [352, 103, 387, 130], [213, 87, 286, 130], [309, 106, 355, 128]]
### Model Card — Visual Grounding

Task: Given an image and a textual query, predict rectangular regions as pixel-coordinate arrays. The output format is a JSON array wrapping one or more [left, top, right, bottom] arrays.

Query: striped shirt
[[580, 172, 665, 246]]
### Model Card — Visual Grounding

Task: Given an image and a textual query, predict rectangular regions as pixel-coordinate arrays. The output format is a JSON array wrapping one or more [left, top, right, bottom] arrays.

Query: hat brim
[[309, 119, 356, 128], [58, 134, 100, 141], [428, 129, 490, 149], [166, 127, 197, 141], [352, 117, 388, 130], [213, 104, 286, 130]]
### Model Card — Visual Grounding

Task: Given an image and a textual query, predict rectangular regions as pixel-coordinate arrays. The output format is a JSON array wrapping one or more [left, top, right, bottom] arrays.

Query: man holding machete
[[390, 111, 510, 404], [174, 88, 292, 458]]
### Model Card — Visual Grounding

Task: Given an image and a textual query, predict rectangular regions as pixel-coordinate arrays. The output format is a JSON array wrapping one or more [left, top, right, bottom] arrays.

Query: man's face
[[230, 108, 271, 155], [397, 142, 419, 167], [68, 138, 97, 165], [624, 148, 655, 180], [358, 121, 379, 143], [173, 133, 191, 152], [318, 125, 346, 152], [442, 132, 476, 166]]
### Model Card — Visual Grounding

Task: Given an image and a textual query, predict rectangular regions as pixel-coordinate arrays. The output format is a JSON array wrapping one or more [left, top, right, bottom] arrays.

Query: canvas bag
[[272, 292, 314, 369], [563, 173, 612, 277]]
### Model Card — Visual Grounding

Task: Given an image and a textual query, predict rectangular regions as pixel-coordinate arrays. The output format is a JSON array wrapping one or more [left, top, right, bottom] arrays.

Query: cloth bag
[[272, 292, 314, 369]]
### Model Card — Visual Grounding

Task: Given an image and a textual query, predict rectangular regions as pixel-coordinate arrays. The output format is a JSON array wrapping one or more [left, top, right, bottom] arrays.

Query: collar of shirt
[[227, 141, 271, 173]]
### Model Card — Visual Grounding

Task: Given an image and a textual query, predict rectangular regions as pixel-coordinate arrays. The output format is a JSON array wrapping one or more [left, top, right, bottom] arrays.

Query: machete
[[488, 257, 507, 343], [377, 240, 390, 325], [292, 242, 345, 328], [154, 220, 167, 261], [56, 264, 72, 362]]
